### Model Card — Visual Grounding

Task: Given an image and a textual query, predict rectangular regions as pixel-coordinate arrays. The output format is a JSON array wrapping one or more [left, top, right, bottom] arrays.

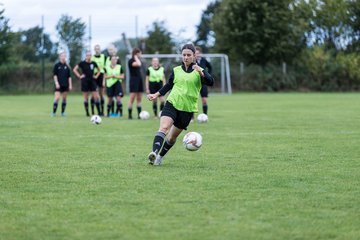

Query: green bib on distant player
[[167, 66, 202, 112], [148, 66, 164, 83], [105, 64, 122, 87], [91, 54, 105, 73]]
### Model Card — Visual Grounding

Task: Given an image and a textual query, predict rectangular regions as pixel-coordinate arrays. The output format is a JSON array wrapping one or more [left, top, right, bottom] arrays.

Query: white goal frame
[[125, 53, 232, 94]]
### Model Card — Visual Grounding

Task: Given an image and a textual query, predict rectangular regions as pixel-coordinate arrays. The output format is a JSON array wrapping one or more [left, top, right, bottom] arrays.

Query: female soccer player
[[91, 44, 106, 116], [195, 46, 212, 115], [127, 48, 144, 119], [52, 51, 72, 117], [145, 57, 166, 117], [73, 50, 101, 116], [147, 43, 214, 166], [104, 56, 125, 117]]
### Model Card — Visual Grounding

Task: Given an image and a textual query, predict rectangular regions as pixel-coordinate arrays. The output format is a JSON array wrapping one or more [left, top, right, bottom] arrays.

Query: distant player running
[[73, 51, 101, 116], [91, 44, 106, 116], [52, 51, 72, 117], [147, 43, 214, 165], [195, 46, 212, 115], [145, 57, 166, 117], [104, 56, 125, 117]]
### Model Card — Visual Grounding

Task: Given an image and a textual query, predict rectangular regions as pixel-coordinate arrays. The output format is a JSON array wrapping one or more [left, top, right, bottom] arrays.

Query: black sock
[[111, 101, 115, 114], [61, 101, 67, 113], [203, 104, 208, 115], [53, 102, 58, 114], [107, 104, 111, 116], [159, 139, 175, 157], [100, 97, 105, 115], [160, 102, 164, 111], [152, 131, 166, 153], [137, 106, 141, 119], [84, 101, 89, 116], [117, 103, 123, 116], [128, 108, 132, 119], [90, 98, 95, 115], [95, 101, 101, 115], [153, 103, 158, 116]]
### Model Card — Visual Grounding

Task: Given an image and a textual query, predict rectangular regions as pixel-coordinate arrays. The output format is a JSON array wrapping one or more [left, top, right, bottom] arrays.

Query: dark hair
[[132, 47, 141, 57], [195, 46, 202, 53], [181, 43, 196, 53]]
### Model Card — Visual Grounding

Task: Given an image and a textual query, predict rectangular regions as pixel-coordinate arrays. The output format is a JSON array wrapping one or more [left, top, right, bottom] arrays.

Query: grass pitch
[[0, 93, 359, 240]]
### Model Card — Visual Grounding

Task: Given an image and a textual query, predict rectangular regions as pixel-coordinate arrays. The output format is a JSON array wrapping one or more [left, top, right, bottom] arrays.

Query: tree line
[[1, 0, 360, 92]]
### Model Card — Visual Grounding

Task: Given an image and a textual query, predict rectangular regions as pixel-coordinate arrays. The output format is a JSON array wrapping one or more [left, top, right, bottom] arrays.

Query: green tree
[[144, 21, 174, 54], [56, 14, 86, 65], [213, 0, 310, 64], [195, 1, 220, 52], [0, 9, 12, 65]]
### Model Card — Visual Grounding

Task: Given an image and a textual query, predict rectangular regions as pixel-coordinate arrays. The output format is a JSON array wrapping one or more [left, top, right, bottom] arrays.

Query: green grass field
[[0, 93, 359, 240]]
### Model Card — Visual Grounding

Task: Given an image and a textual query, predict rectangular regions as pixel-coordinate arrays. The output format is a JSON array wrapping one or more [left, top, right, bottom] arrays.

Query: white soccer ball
[[139, 110, 150, 120], [183, 132, 203, 151], [197, 113, 208, 123], [90, 115, 102, 125]]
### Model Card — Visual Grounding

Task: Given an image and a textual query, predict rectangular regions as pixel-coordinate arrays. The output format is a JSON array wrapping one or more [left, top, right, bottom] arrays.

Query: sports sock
[[95, 101, 101, 115], [153, 103, 158, 116], [137, 106, 142, 119], [203, 104, 208, 115], [152, 131, 166, 153], [111, 101, 115, 114], [117, 103, 123, 116], [128, 108, 132, 119], [159, 138, 175, 157], [100, 97, 105, 115], [61, 101, 67, 114], [160, 102, 164, 111], [53, 102, 58, 114], [107, 104, 111, 116], [90, 97, 95, 115], [84, 101, 89, 116]]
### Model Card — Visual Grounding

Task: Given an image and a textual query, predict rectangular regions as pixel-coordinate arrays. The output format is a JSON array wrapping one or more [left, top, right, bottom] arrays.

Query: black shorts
[[94, 73, 104, 88], [200, 85, 208, 98], [54, 86, 69, 93], [107, 81, 124, 97], [81, 78, 97, 92], [161, 101, 193, 130], [129, 76, 144, 93], [149, 82, 163, 94]]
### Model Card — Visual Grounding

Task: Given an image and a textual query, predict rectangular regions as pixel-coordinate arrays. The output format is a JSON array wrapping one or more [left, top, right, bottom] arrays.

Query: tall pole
[[88, 15, 92, 51], [41, 15, 45, 92], [135, 15, 138, 47]]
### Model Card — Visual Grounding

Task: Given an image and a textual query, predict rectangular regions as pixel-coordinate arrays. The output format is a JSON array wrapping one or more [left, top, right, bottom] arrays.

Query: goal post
[[125, 53, 232, 94]]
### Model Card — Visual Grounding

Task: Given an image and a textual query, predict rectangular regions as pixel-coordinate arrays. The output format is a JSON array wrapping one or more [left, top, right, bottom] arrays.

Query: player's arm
[[145, 69, 150, 94], [148, 71, 174, 101], [68, 77, 73, 91], [73, 65, 84, 79], [115, 67, 124, 80], [132, 55, 141, 67], [94, 63, 101, 79], [53, 65, 60, 89], [201, 70, 214, 86], [205, 59, 213, 74]]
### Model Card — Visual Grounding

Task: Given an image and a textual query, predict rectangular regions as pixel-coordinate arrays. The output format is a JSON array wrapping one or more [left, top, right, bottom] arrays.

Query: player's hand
[[147, 93, 157, 101], [146, 89, 150, 94], [55, 83, 60, 89], [69, 86, 72, 91], [80, 74, 85, 79], [192, 64, 203, 73]]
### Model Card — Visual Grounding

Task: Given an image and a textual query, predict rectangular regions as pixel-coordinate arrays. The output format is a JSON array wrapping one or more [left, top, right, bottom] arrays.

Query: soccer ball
[[183, 132, 203, 151], [158, 111, 162, 118], [139, 111, 150, 120], [90, 115, 102, 125], [197, 113, 208, 123]]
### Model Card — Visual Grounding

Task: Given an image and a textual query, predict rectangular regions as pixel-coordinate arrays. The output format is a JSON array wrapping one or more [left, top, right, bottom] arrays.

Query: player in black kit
[[52, 51, 72, 117], [73, 50, 101, 116]]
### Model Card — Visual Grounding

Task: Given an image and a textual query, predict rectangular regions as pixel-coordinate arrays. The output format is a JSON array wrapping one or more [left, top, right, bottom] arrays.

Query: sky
[[1, 0, 211, 49]]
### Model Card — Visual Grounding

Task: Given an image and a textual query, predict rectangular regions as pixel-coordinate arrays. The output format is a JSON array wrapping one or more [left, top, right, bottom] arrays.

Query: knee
[[159, 126, 169, 134]]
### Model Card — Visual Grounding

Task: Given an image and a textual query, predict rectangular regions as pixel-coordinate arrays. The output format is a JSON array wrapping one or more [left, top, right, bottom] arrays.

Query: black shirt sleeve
[[159, 70, 175, 96], [146, 69, 150, 76], [205, 59, 212, 74], [201, 70, 214, 86], [120, 67, 124, 74], [53, 63, 58, 76]]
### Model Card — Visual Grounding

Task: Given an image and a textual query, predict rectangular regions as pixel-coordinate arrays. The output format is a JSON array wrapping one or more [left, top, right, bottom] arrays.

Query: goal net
[[124, 53, 232, 94]]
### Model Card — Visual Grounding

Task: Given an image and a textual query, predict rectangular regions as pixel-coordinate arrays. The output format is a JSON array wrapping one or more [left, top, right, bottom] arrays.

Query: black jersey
[[78, 61, 98, 79], [53, 62, 71, 86], [128, 58, 142, 79], [196, 57, 212, 74]]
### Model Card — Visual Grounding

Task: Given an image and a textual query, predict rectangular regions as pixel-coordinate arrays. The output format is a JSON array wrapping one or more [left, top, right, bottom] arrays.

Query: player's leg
[[83, 92, 90, 116], [61, 90, 68, 116], [115, 83, 123, 117], [148, 116, 174, 164], [159, 96, 165, 113], [92, 91, 101, 115], [136, 92, 142, 119], [90, 96, 95, 115], [128, 93, 135, 119], [99, 75, 105, 116], [201, 85, 208, 115], [152, 98, 158, 117], [107, 96, 113, 117], [52, 90, 61, 116]]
